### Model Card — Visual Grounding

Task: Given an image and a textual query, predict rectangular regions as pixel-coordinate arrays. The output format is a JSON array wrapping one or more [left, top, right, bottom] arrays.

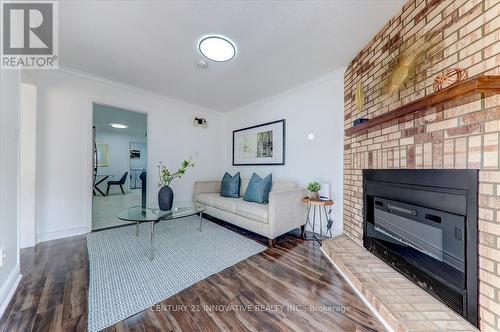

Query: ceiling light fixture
[[198, 35, 236, 62], [110, 123, 128, 129]]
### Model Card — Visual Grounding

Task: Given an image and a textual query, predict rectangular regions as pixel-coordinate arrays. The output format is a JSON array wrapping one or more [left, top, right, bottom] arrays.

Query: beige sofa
[[194, 178, 307, 246]]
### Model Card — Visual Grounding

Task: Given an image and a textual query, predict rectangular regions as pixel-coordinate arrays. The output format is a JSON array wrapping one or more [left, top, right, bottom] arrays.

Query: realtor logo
[[1, 1, 58, 69]]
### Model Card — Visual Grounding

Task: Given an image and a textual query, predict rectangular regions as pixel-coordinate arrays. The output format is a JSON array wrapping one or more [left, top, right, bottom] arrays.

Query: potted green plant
[[307, 182, 321, 200], [157, 157, 195, 210]]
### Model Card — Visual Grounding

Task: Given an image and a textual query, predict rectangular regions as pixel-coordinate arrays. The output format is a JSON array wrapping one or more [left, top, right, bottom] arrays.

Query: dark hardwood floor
[[0, 218, 386, 332]]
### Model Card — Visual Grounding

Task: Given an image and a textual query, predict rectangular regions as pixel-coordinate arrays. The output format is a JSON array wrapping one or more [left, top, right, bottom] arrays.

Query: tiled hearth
[[322, 236, 479, 332], [343, 0, 500, 330]]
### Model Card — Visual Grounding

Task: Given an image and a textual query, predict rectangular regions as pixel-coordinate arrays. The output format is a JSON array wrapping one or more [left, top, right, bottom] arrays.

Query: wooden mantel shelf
[[345, 75, 500, 136]]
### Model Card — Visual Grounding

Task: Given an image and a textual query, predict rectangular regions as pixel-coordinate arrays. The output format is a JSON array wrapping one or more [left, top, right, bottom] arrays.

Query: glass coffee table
[[117, 202, 205, 260]]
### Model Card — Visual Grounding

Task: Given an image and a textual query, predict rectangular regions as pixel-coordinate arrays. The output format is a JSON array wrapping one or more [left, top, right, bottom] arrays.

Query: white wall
[[19, 84, 37, 249], [32, 69, 225, 242], [224, 68, 345, 234], [95, 130, 146, 193], [0, 70, 22, 316], [30, 66, 345, 242]]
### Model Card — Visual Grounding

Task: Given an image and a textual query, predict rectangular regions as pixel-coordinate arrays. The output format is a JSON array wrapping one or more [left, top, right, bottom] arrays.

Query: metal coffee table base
[[136, 211, 204, 260]]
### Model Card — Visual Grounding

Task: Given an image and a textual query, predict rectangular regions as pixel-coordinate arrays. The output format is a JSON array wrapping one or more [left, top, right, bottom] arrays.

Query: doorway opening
[[92, 103, 147, 230]]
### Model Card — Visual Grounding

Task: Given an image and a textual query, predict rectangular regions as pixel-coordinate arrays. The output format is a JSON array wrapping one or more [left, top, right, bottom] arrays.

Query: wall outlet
[[0, 246, 5, 268]]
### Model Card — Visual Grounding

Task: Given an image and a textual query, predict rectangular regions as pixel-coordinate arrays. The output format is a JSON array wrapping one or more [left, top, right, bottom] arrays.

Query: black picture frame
[[232, 119, 286, 166]]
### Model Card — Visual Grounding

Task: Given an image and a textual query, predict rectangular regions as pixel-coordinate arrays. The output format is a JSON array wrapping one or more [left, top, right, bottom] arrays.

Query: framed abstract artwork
[[96, 143, 109, 167], [232, 119, 285, 166]]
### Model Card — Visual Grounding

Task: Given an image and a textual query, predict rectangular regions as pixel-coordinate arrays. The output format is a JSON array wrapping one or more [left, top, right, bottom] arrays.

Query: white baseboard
[[20, 239, 36, 249], [36, 225, 88, 243], [320, 247, 394, 332], [0, 266, 22, 319]]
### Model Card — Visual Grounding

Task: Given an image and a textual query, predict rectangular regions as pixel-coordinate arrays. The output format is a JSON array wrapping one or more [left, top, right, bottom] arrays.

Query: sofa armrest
[[268, 188, 307, 239], [193, 181, 221, 201]]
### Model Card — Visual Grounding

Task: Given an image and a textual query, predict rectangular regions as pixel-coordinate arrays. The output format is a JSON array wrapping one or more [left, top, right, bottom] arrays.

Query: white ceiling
[[93, 103, 147, 137], [60, 1, 404, 111]]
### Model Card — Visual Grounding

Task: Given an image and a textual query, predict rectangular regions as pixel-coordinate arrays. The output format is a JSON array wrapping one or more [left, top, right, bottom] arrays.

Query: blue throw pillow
[[220, 172, 240, 198], [243, 173, 273, 204]]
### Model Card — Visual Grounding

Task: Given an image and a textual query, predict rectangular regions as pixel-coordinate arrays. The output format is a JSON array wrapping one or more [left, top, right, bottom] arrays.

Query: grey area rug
[[86, 215, 266, 332]]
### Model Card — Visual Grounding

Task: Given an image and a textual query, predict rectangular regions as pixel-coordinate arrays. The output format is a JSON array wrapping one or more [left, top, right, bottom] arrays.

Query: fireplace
[[363, 169, 478, 327]]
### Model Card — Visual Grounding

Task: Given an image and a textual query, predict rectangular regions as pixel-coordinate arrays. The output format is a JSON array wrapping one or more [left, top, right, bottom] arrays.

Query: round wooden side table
[[302, 197, 334, 245]]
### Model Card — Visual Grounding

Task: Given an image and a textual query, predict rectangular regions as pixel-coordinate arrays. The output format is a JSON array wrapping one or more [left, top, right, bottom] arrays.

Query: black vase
[[158, 186, 174, 211]]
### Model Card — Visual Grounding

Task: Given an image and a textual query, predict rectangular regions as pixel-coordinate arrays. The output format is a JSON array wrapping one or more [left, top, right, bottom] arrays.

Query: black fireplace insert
[[363, 169, 478, 327]]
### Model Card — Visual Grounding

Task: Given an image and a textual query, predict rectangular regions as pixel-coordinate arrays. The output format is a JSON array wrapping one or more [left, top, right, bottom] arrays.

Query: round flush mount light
[[198, 35, 236, 62], [110, 123, 128, 129], [307, 133, 315, 140]]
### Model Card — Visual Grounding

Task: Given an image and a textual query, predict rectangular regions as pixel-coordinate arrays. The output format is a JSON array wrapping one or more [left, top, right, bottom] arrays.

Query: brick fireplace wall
[[343, 0, 500, 330]]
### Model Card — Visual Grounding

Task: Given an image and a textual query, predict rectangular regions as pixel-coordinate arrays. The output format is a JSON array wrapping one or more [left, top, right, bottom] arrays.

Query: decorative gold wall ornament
[[355, 81, 365, 112], [384, 32, 442, 96], [433, 68, 468, 91]]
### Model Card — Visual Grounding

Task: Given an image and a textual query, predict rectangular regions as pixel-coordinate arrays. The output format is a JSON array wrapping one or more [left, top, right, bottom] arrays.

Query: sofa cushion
[[243, 173, 273, 204], [220, 172, 240, 198], [212, 196, 237, 213], [235, 199, 268, 223], [197, 193, 219, 206], [240, 178, 296, 196]]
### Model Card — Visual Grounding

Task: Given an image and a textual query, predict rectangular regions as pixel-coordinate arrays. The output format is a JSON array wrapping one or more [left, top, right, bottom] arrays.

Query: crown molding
[[55, 65, 346, 114], [57, 65, 222, 114], [228, 66, 347, 113]]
